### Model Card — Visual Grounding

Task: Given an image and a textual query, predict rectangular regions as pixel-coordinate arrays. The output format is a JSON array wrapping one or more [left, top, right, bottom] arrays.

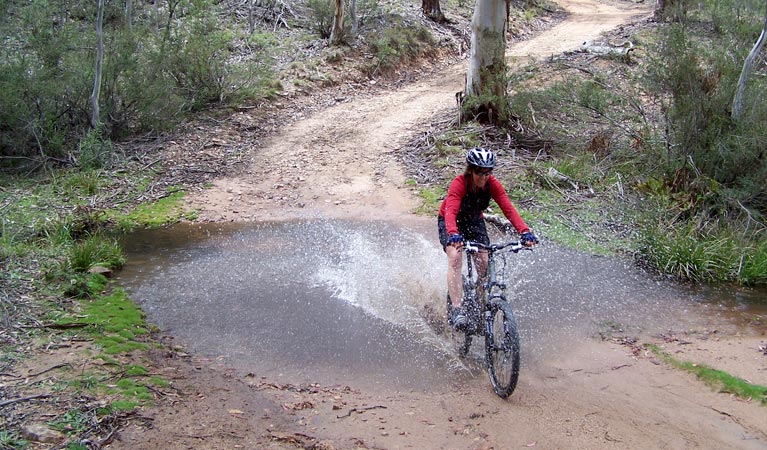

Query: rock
[[22, 423, 65, 444], [88, 265, 112, 277]]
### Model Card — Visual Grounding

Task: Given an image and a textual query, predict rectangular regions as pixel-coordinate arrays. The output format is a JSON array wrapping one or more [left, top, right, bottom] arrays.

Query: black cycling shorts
[[437, 215, 489, 251]]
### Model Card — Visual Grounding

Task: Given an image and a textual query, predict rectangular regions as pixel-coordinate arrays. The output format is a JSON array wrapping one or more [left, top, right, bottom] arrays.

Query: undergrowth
[[0, 167, 183, 445], [495, 0, 767, 285]]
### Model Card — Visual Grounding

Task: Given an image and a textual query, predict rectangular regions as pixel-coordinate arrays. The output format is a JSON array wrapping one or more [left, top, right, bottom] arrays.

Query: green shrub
[[646, 4, 767, 217], [307, 0, 335, 39], [740, 238, 767, 286], [69, 234, 125, 273], [1, 0, 275, 163], [76, 127, 113, 169], [369, 23, 435, 72], [638, 221, 737, 283]]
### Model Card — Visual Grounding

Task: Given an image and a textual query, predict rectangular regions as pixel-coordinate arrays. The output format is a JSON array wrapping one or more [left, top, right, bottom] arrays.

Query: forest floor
[[9, 0, 767, 449]]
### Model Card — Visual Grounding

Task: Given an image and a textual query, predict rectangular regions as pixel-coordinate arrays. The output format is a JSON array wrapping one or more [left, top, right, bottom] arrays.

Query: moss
[[415, 185, 446, 216], [647, 344, 767, 405], [107, 189, 194, 231]]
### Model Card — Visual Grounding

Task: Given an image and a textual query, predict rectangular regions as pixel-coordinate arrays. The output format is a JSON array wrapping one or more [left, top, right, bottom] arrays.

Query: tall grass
[[638, 218, 767, 285], [69, 234, 125, 273]]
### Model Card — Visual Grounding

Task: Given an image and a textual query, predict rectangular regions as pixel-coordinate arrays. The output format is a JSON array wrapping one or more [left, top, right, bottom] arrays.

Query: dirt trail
[[186, 0, 652, 223], [116, 1, 767, 449]]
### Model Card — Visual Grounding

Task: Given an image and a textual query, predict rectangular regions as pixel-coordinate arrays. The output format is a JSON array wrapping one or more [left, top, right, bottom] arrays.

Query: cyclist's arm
[[439, 175, 468, 235], [488, 177, 530, 234]]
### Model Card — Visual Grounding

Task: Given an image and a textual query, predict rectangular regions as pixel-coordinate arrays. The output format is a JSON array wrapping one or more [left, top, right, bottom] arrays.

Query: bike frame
[[459, 239, 528, 398], [463, 240, 525, 325]]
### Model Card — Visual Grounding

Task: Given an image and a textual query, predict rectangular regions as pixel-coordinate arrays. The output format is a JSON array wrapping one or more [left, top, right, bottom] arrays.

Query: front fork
[[484, 309, 494, 348], [483, 290, 506, 349]]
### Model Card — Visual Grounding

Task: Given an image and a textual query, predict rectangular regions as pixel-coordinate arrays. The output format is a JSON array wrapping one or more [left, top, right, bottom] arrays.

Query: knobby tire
[[485, 299, 521, 398]]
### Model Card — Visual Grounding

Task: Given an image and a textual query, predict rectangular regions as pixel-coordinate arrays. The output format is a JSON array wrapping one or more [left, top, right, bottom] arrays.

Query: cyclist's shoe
[[449, 307, 468, 330]]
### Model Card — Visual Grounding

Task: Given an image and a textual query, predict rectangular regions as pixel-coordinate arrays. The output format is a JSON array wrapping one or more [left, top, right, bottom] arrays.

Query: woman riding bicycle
[[437, 147, 538, 329]]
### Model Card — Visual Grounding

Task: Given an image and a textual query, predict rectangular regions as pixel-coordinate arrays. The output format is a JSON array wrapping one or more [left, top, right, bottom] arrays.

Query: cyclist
[[437, 147, 538, 329]]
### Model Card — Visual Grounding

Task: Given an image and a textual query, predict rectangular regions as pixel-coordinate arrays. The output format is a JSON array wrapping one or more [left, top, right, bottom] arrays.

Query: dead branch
[[0, 393, 51, 408], [38, 322, 90, 330], [25, 363, 72, 379], [336, 405, 387, 418]]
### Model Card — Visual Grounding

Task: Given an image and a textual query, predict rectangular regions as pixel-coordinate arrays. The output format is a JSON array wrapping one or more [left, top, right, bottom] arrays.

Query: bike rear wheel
[[484, 299, 521, 398]]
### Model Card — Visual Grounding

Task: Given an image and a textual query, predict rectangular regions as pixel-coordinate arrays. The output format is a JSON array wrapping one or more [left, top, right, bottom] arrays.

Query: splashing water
[[119, 219, 475, 389], [118, 219, 766, 389]]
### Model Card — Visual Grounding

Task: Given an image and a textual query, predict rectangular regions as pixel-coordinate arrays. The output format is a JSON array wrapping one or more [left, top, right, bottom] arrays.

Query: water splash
[[118, 219, 764, 388]]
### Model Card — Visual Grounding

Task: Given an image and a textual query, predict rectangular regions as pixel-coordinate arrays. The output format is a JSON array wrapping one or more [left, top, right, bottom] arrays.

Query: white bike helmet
[[466, 147, 495, 168]]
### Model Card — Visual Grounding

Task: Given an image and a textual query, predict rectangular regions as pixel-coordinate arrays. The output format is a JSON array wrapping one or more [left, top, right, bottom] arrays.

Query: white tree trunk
[[350, 0, 358, 35], [249, 0, 255, 34], [125, 0, 132, 29], [330, 0, 345, 45], [465, 0, 508, 97], [90, 0, 105, 128], [732, 0, 767, 120]]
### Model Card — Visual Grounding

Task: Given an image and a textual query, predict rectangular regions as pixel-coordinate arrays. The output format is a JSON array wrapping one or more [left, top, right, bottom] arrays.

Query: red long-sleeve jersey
[[438, 174, 529, 236]]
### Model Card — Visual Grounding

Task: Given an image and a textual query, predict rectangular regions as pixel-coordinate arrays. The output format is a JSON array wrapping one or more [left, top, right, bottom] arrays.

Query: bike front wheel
[[484, 299, 521, 398]]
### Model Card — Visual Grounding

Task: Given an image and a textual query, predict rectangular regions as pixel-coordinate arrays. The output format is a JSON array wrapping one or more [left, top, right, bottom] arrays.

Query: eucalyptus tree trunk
[[462, 0, 510, 125], [89, 0, 105, 128], [422, 0, 446, 23], [249, 0, 255, 34], [125, 0, 132, 29], [350, 0, 358, 35], [732, 0, 767, 120], [330, 0, 344, 45]]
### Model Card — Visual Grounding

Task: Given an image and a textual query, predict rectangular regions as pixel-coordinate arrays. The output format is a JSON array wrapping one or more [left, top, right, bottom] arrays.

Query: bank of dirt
[[104, 0, 766, 448]]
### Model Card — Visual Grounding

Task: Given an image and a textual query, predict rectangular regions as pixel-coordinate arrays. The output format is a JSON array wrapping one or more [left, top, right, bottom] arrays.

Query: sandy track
[[186, 0, 652, 223]]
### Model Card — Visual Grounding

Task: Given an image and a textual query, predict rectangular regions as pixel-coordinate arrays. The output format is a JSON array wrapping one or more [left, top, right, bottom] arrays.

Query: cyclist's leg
[[438, 216, 463, 309], [473, 251, 489, 301], [446, 245, 463, 308], [464, 217, 490, 300]]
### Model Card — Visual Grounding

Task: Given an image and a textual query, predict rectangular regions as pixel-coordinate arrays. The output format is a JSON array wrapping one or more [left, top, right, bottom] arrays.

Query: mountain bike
[[446, 240, 530, 398]]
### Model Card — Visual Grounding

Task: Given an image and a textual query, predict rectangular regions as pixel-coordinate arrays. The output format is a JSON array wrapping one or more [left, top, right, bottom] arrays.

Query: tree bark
[[330, 0, 345, 45], [90, 0, 105, 129], [732, 0, 767, 120], [249, 0, 255, 34], [422, 0, 446, 23], [350, 0, 358, 35], [463, 0, 510, 125], [124, 0, 132, 29]]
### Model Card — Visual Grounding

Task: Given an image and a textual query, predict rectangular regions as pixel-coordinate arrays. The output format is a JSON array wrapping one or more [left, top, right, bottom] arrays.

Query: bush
[[76, 127, 114, 169], [69, 234, 125, 273], [740, 238, 767, 286], [307, 0, 336, 39], [368, 23, 435, 73], [1, 0, 275, 166], [647, 3, 767, 217]]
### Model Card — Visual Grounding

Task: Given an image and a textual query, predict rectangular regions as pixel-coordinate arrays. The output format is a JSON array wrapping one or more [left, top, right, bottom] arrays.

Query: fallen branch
[[0, 393, 51, 408], [39, 322, 89, 330], [336, 405, 387, 418], [26, 363, 71, 379]]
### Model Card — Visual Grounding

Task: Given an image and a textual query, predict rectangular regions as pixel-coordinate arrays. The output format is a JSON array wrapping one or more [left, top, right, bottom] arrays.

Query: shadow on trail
[[118, 219, 766, 391]]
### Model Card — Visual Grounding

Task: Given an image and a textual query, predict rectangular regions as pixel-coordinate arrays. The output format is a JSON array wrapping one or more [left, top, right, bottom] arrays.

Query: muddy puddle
[[117, 219, 767, 391]]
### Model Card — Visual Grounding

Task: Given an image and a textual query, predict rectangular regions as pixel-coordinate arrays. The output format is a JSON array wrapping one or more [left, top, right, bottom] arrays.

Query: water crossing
[[118, 219, 767, 390]]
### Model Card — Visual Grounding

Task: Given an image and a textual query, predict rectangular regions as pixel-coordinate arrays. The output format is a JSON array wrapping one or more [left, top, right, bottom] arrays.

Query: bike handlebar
[[463, 240, 532, 254]]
